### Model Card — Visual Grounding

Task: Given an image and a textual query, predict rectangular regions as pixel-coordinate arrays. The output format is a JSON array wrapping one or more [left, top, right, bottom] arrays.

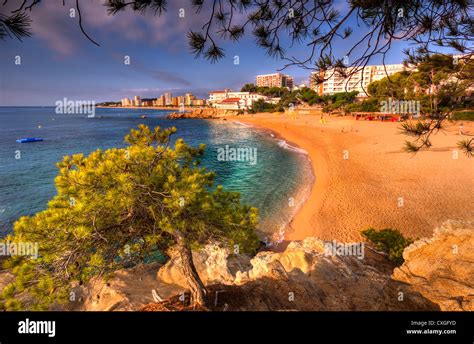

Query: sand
[[230, 112, 474, 242]]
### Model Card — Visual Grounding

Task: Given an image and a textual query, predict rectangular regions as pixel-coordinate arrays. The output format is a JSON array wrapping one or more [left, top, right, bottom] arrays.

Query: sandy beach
[[230, 112, 474, 242]]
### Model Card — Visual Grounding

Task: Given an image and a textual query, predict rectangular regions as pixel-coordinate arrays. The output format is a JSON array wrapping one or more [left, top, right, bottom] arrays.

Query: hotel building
[[164, 92, 172, 106], [185, 93, 196, 106], [133, 95, 141, 106], [177, 96, 185, 107], [153, 95, 166, 107], [311, 64, 407, 97], [256, 73, 294, 88], [121, 98, 131, 107]]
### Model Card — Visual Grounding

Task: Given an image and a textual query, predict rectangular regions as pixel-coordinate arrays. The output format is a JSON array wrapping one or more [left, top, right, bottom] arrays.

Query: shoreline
[[232, 119, 315, 244], [229, 114, 325, 242], [229, 113, 474, 242]]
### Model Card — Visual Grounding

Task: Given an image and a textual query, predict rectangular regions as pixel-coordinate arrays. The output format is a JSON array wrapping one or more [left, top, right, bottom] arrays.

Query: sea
[[0, 107, 313, 243]]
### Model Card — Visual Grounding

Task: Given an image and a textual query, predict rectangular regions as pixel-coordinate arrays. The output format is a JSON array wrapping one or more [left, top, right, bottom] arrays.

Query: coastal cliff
[[71, 220, 472, 311]]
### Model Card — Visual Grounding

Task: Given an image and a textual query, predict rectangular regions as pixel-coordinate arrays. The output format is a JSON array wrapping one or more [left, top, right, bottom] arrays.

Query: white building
[[121, 98, 131, 107], [311, 64, 407, 97], [133, 95, 141, 106], [164, 92, 172, 106], [216, 98, 246, 110], [208, 89, 232, 104], [208, 90, 265, 109]]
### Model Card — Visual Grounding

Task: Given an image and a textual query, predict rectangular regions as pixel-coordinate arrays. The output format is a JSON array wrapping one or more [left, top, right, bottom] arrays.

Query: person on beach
[[459, 123, 464, 136]]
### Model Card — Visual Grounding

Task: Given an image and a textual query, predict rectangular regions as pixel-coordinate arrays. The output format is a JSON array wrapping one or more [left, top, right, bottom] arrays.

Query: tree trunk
[[177, 236, 207, 307]]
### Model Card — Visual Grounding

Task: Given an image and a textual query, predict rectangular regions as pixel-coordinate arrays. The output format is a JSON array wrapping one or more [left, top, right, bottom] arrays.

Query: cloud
[[15, 1, 211, 55], [1, 2, 78, 55], [109, 52, 191, 86]]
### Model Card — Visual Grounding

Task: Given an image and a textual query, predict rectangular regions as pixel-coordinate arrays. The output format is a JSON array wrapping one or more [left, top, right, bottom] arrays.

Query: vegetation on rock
[[361, 228, 413, 265]]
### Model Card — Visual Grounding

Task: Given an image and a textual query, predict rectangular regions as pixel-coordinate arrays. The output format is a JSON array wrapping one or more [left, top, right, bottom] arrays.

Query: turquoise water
[[0, 107, 312, 242]]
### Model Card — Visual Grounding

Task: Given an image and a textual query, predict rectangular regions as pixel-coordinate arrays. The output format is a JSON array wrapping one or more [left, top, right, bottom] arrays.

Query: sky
[[0, 0, 437, 106]]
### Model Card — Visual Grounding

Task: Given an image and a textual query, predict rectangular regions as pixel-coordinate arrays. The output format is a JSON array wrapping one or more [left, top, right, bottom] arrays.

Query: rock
[[166, 108, 240, 119], [392, 220, 474, 311], [139, 235, 439, 311], [70, 221, 473, 311], [76, 263, 178, 311], [157, 244, 249, 288], [225, 237, 438, 310]]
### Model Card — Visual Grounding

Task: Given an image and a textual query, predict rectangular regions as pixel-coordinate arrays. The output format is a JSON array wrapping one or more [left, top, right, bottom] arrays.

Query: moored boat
[[16, 138, 44, 143]]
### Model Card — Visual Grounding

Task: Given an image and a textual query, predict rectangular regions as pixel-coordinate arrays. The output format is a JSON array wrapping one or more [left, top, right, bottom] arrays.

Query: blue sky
[[0, 1, 434, 106]]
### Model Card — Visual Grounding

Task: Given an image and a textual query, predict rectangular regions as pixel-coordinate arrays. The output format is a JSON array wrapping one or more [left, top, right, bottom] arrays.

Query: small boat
[[16, 138, 43, 143], [140, 115, 148, 119]]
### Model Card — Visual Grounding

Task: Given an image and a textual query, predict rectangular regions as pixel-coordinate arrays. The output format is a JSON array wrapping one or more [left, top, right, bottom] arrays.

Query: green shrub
[[361, 227, 413, 265]]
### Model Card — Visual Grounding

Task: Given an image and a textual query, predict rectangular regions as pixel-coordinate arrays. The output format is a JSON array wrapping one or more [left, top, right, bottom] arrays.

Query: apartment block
[[164, 92, 172, 106], [133, 95, 141, 106], [153, 95, 166, 106], [184, 93, 196, 106], [311, 64, 407, 97], [256, 73, 294, 88], [177, 96, 185, 107], [171, 97, 179, 107], [121, 98, 131, 107]]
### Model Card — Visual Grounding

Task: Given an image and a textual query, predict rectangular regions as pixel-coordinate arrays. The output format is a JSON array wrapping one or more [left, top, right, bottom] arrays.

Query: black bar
[[0, 311, 472, 343]]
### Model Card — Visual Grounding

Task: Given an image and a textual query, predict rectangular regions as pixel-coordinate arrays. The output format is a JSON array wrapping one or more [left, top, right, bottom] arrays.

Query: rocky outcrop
[[166, 108, 240, 119], [64, 220, 473, 311], [392, 220, 474, 311], [70, 263, 180, 311], [81, 239, 437, 311], [75, 245, 250, 311], [201, 237, 437, 311], [157, 244, 250, 288]]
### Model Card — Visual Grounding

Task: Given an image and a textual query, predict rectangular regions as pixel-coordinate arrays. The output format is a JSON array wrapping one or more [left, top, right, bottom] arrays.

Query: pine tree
[[1, 125, 259, 310]]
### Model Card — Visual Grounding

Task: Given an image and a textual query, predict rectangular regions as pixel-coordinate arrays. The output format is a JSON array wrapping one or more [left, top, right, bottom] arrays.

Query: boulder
[[157, 244, 250, 288], [392, 220, 474, 311], [77, 263, 177, 311]]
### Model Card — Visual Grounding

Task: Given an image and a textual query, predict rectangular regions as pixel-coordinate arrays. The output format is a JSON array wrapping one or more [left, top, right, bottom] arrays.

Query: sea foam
[[276, 139, 308, 155]]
